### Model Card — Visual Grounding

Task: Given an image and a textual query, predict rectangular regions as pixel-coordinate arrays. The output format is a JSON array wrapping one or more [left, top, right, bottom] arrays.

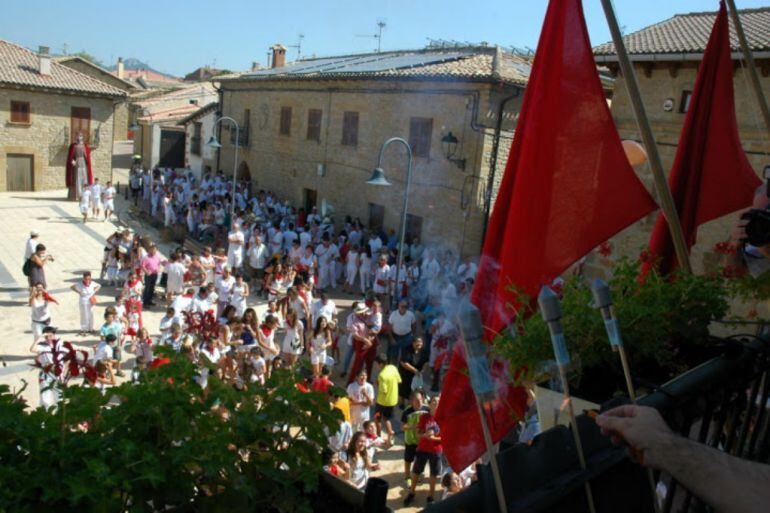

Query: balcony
[[426, 333, 770, 513]]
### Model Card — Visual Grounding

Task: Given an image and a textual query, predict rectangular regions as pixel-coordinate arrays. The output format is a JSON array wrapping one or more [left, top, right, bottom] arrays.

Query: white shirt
[[311, 299, 337, 324], [389, 309, 416, 336], [102, 186, 116, 201], [216, 275, 235, 300], [299, 231, 312, 249], [90, 183, 103, 201], [79, 189, 92, 209], [227, 230, 245, 259], [24, 238, 38, 260], [347, 381, 375, 426], [315, 243, 339, 267], [170, 294, 193, 317], [248, 243, 269, 269], [192, 295, 214, 314], [73, 281, 99, 304], [93, 341, 114, 362]]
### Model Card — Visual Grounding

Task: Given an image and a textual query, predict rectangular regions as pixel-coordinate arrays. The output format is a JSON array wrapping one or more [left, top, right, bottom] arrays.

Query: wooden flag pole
[[599, 0, 692, 273], [725, 0, 770, 139]]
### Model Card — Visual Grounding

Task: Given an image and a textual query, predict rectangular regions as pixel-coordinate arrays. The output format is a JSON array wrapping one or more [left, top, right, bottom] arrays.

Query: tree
[[0, 350, 340, 512], [72, 51, 104, 68]]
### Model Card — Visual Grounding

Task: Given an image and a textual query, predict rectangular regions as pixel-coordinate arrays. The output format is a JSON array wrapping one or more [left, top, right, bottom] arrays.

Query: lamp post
[[366, 137, 413, 309], [207, 116, 240, 218]]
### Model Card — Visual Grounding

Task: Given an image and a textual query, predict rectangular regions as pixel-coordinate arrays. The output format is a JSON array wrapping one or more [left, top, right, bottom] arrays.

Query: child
[[105, 247, 120, 286], [131, 326, 154, 364], [79, 184, 91, 223], [310, 316, 333, 377], [124, 299, 143, 344], [323, 449, 347, 478], [249, 347, 267, 385], [312, 365, 334, 393], [131, 355, 147, 384], [362, 420, 386, 465], [441, 472, 463, 499]]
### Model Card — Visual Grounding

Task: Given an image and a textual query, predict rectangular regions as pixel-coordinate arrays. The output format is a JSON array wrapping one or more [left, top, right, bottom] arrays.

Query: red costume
[[65, 141, 94, 196]]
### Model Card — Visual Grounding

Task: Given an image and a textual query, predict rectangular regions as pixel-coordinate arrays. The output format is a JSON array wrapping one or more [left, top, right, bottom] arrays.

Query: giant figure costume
[[66, 133, 93, 200]]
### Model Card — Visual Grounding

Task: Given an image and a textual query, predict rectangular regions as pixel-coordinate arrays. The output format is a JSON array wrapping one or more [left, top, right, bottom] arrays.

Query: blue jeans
[[342, 342, 355, 374]]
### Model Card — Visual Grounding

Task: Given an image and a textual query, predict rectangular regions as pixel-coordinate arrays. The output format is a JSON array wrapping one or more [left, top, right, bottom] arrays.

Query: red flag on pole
[[645, 1, 761, 275], [436, 0, 657, 471]]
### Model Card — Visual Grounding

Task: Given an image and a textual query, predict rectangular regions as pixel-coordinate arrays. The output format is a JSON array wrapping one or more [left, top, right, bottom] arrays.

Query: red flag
[[436, 0, 656, 471], [646, 1, 761, 274]]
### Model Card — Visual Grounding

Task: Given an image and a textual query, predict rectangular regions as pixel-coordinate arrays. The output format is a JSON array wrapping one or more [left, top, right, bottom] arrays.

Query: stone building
[[593, 7, 770, 274], [55, 55, 137, 141], [217, 45, 531, 255], [178, 101, 219, 179], [0, 40, 126, 192], [131, 82, 218, 169]]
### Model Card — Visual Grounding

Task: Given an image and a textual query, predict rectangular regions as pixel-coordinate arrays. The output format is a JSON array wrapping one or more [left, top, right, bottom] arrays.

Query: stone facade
[[183, 108, 217, 179], [0, 87, 116, 191], [57, 58, 134, 141], [602, 61, 770, 275], [218, 79, 521, 256]]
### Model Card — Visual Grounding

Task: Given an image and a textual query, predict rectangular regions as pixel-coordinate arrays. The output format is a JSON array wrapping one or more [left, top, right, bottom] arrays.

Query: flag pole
[[539, 287, 598, 513], [591, 280, 660, 513], [725, 0, 770, 138], [456, 303, 508, 513], [599, 0, 692, 273]]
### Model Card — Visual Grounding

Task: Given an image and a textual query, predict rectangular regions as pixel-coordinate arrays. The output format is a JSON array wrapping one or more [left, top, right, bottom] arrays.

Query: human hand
[[595, 405, 674, 469]]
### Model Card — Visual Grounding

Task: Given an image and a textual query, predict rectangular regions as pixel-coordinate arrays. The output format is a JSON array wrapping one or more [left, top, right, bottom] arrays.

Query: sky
[[3, 0, 769, 77]]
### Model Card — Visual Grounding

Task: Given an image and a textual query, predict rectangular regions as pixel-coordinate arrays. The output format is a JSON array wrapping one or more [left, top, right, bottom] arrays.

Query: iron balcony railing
[[429, 333, 770, 513]]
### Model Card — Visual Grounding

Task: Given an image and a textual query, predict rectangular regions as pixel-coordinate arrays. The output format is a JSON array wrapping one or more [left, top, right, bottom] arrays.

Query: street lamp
[[207, 116, 240, 217], [366, 137, 413, 308]]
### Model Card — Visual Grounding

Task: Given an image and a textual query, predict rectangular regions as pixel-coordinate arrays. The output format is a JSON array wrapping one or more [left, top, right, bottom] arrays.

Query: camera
[[742, 209, 770, 247]]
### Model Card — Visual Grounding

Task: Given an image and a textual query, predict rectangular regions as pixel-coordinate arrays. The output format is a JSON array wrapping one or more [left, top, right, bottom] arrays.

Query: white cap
[[30, 229, 39, 237]]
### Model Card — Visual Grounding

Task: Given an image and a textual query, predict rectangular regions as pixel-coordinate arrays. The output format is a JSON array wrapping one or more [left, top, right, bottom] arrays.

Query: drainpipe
[[214, 83, 224, 172], [481, 86, 521, 244]]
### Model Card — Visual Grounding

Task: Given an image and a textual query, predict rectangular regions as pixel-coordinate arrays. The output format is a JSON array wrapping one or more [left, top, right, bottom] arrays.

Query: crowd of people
[[28, 165, 490, 505]]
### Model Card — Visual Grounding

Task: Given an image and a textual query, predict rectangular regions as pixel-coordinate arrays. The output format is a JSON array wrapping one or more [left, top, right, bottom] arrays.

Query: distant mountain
[[107, 58, 177, 79]]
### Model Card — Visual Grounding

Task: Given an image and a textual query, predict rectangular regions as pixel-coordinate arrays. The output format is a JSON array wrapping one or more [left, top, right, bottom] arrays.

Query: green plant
[[493, 258, 731, 390], [0, 350, 340, 513]]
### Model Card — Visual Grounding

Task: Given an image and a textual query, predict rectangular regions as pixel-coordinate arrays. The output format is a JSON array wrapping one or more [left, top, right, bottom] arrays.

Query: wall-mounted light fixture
[[441, 131, 466, 170]]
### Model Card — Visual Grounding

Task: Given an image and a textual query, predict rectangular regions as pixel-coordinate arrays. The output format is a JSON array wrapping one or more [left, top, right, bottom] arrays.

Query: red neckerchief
[[260, 325, 272, 337]]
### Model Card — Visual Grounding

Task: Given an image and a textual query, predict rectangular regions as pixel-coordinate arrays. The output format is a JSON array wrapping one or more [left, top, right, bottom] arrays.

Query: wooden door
[[369, 203, 385, 232], [159, 130, 185, 168], [71, 107, 91, 144], [304, 188, 317, 212], [6, 154, 34, 191]]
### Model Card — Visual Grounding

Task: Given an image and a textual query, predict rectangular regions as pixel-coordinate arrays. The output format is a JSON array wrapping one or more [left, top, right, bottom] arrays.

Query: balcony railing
[[430, 333, 770, 513], [228, 125, 250, 147]]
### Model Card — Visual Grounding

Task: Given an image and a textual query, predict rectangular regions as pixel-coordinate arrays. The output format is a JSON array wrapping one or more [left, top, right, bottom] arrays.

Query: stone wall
[[218, 79, 521, 256], [0, 87, 116, 191], [603, 61, 770, 275]]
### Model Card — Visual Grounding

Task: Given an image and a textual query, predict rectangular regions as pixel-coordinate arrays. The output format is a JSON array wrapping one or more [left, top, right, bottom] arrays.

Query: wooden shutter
[[307, 109, 322, 141], [408, 117, 433, 158], [280, 106, 292, 135], [71, 107, 92, 144], [342, 111, 359, 146], [10, 101, 30, 124]]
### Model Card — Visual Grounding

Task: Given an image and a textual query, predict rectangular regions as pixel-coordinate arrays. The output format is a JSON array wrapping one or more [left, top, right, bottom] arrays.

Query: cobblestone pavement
[[0, 141, 425, 511]]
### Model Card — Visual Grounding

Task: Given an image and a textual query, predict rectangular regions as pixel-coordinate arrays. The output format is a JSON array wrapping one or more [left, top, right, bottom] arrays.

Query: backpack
[[22, 258, 31, 277]]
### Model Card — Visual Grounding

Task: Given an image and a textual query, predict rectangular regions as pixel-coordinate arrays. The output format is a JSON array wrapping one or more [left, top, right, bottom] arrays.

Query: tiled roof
[[221, 47, 531, 86], [136, 82, 219, 125], [0, 40, 126, 97], [55, 55, 137, 91], [177, 101, 219, 125], [594, 7, 770, 56]]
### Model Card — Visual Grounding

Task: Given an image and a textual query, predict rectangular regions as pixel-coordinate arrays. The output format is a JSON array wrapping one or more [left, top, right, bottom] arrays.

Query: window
[[280, 106, 292, 136], [408, 117, 433, 158], [70, 107, 91, 144], [369, 203, 385, 232], [191, 122, 202, 156], [342, 111, 359, 146], [10, 101, 30, 124], [405, 214, 423, 244], [679, 90, 693, 114], [307, 109, 322, 142]]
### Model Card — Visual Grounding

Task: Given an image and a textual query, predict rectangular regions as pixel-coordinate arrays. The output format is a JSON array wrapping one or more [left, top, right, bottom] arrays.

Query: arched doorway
[[237, 161, 251, 182]]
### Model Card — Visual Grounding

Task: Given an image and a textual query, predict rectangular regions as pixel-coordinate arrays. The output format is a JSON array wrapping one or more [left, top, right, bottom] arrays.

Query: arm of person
[[400, 360, 418, 374], [597, 405, 770, 513]]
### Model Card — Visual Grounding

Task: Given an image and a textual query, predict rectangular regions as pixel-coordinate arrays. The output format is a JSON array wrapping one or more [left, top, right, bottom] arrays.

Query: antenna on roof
[[355, 20, 386, 52], [289, 34, 305, 59]]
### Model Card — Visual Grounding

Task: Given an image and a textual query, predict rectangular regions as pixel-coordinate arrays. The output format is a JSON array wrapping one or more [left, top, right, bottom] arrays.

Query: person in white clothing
[[71, 271, 100, 335], [24, 230, 40, 261], [164, 254, 186, 303], [90, 178, 103, 220], [280, 308, 304, 366], [372, 255, 391, 297], [32, 326, 66, 410], [102, 181, 117, 221], [310, 316, 333, 377], [347, 369, 375, 431], [229, 273, 249, 317], [315, 236, 339, 291], [227, 224, 245, 270], [215, 267, 235, 317], [29, 283, 53, 343], [310, 292, 337, 327], [170, 288, 195, 318], [359, 247, 372, 293], [200, 247, 216, 285], [79, 185, 92, 223], [247, 235, 268, 293], [344, 245, 360, 293]]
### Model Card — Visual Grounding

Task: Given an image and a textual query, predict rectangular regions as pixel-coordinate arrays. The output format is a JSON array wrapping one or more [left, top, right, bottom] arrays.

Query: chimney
[[117, 57, 125, 79], [38, 46, 51, 76], [251, 61, 259, 72], [271, 44, 287, 69]]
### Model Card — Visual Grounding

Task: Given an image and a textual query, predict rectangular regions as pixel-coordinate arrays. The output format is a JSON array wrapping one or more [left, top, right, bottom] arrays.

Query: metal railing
[[428, 334, 770, 513]]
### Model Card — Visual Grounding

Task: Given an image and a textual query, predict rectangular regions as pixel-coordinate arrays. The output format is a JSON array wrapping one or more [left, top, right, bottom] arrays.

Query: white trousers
[[318, 264, 335, 289], [79, 302, 94, 331], [359, 269, 371, 293]]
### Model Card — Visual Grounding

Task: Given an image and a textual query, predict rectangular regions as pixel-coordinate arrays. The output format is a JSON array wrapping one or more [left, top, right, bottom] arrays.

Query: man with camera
[[727, 183, 770, 277]]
